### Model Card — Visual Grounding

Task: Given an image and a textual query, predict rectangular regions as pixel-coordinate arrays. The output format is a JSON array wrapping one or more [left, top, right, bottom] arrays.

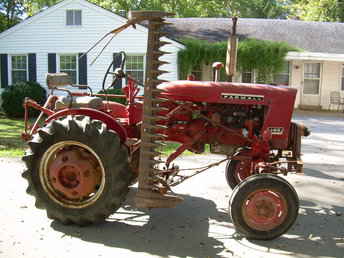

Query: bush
[[1, 81, 47, 118], [97, 88, 126, 105]]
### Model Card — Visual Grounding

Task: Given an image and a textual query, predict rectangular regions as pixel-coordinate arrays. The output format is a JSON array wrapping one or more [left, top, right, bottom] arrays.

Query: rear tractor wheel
[[229, 174, 299, 240], [22, 115, 132, 225]]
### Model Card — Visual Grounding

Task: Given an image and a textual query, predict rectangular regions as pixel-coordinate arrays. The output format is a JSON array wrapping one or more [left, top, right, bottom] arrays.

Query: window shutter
[[113, 53, 122, 89], [48, 53, 56, 73], [78, 53, 87, 85], [0, 54, 8, 88], [28, 53, 37, 81], [66, 10, 73, 25]]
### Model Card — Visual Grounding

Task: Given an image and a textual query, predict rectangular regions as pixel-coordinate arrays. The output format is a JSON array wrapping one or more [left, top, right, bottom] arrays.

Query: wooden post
[[226, 17, 238, 82]]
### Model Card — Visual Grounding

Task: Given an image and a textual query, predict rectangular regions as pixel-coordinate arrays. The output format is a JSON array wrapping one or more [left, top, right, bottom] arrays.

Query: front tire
[[229, 174, 299, 240], [225, 150, 252, 189], [22, 115, 132, 225]]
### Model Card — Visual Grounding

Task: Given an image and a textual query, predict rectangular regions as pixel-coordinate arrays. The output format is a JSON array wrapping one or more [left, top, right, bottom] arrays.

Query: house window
[[242, 69, 254, 83], [126, 55, 145, 84], [191, 64, 202, 80], [59, 55, 77, 84], [341, 65, 344, 91], [274, 62, 290, 85], [11, 55, 27, 84], [66, 10, 82, 26], [303, 63, 321, 95]]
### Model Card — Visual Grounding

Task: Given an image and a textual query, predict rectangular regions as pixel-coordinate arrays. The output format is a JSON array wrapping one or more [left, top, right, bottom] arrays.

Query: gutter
[[286, 51, 344, 62]]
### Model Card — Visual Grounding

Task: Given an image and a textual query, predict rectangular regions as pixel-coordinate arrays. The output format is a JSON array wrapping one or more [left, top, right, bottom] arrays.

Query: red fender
[[45, 108, 127, 143]]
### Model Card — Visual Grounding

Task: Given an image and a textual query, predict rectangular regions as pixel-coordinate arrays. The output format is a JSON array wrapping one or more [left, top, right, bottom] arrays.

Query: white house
[[165, 18, 344, 110], [1, 0, 344, 111], [0, 0, 184, 97]]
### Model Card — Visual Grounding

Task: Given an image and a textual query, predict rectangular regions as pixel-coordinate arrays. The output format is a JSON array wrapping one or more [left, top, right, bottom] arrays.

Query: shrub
[[97, 88, 127, 105], [1, 81, 47, 118], [178, 38, 299, 82]]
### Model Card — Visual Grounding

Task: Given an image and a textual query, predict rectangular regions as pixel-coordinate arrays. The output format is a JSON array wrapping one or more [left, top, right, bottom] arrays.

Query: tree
[[0, 0, 24, 31], [23, 0, 59, 16], [289, 0, 344, 22], [226, 0, 290, 18], [3, 0, 293, 20]]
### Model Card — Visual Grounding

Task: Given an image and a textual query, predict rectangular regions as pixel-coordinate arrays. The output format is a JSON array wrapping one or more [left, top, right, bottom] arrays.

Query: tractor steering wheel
[[102, 51, 126, 92]]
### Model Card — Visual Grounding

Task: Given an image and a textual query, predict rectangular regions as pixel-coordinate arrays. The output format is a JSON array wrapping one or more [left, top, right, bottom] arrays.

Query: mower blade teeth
[[151, 159, 165, 165], [153, 60, 170, 66], [141, 151, 162, 157], [153, 50, 172, 56], [151, 79, 169, 84], [157, 41, 172, 47], [150, 21, 164, 25], [144, 115, 168, 121], [151, 70, 169, 76], [152, 88, 166, 94], [141, 142, 164, 148], [146, 133, 168, 139], [137, 13, 184, 206], [152, 31, 169, 37], [150, 107, 169, 112], [151, 98, 169, 104], [143, 124, 168, 130]]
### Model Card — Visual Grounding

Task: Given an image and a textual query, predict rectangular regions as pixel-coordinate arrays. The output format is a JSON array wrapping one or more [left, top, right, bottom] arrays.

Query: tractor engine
[[157, 80, 302, 162], [161, 101, 265, 155]]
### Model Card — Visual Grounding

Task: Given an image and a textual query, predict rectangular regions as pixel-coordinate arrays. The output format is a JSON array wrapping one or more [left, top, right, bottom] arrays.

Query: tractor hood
[[158, 81, 297, 107]]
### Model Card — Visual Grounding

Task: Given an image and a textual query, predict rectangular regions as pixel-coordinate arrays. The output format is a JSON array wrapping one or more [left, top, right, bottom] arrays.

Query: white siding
[[290, 60, 344, 110], [0, 0, 183, 93], [290, 60, 303, 108], [320, 61, 342, 109]]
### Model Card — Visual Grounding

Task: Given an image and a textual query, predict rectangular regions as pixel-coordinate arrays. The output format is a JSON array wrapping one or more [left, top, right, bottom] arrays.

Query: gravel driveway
[[0, 111, 343, 258]]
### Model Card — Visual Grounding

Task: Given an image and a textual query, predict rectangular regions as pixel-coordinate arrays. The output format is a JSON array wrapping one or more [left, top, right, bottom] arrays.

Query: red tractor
[[21, 11, 309, 240]]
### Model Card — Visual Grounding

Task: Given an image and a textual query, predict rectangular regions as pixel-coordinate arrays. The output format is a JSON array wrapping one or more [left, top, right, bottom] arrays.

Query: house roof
[[2, 0, 343, 55], [0, 0, 184, 48], [164, 18, 344, 54]]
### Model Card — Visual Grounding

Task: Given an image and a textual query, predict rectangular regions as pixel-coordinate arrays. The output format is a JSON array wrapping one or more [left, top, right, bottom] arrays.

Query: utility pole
[[226, 17, 238, 82]]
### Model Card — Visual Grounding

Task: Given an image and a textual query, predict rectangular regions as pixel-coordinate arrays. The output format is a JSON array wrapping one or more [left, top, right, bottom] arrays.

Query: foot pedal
[[134, 189, 183, 208]]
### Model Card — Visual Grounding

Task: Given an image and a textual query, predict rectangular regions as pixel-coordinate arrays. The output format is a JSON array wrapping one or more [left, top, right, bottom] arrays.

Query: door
[[302, 63, 322, 106]]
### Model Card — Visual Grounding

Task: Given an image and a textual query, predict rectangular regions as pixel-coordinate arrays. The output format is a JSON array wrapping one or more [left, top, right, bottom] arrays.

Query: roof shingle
[[164, 18, 344, 54]]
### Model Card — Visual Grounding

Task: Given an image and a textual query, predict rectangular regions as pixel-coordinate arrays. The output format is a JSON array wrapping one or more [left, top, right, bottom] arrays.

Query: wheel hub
[[244, 190, 287, 231], [49, 149, 99, 200], [235, 158, 252, 182]]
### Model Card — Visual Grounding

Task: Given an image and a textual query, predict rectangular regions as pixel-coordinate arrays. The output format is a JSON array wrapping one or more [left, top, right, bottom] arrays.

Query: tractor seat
[[55, 95, 103, 110]]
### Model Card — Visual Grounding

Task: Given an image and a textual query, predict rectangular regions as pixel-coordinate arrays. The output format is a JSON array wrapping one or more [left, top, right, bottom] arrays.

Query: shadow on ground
[[51, 191, 232, 258], [304, 166, 344, 182], [252, 200, 344, 258], [50, 164, 344, 258]]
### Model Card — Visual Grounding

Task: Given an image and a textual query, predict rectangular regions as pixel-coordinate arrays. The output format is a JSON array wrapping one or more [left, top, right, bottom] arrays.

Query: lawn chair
[[329, 91, 344, 111]]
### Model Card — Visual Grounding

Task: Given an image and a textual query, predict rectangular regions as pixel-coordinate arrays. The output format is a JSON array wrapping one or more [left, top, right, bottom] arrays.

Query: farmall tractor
[[21, 11, 309, 240]]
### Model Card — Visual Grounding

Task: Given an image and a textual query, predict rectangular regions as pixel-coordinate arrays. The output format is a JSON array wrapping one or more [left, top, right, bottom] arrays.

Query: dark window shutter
[[48, 53, 56, 73], [66, 10, 73, 25], [28, 53, 37, 82], [78, 53, 87, 85], [113, 53, 122, 89], [0, 54, 8, 88]]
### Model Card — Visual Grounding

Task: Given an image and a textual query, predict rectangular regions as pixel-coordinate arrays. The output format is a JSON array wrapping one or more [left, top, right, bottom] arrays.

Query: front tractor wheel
[[22, 115, 132, 225], [225, 151, 252, 189], [229, 174, 299, 240]]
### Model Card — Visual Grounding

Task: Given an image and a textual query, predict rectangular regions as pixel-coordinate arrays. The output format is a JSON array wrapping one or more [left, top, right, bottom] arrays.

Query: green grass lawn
[[0, 113, 205, 158], [0, 113, 27, 157]]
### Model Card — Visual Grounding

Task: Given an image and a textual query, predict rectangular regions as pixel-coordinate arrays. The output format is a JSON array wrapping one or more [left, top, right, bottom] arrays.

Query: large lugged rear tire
[[22, 115, 132, 225], [229, 174, 299, 240]]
